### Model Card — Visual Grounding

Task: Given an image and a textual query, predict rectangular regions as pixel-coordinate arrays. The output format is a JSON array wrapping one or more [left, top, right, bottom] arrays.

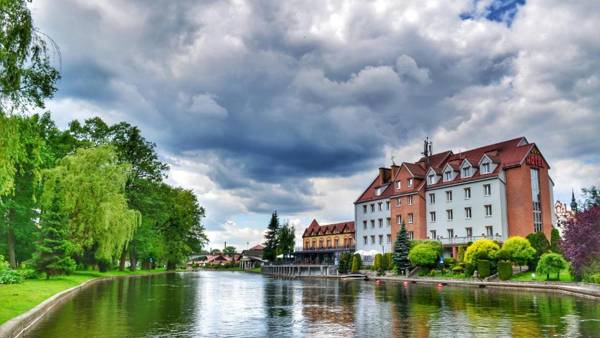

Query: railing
[[437, 235, 504, 246], [295, 245, 356, 252]]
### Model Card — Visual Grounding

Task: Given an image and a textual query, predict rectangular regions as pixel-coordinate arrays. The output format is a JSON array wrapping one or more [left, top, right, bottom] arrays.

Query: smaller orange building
[[302, 219, 355, 249]]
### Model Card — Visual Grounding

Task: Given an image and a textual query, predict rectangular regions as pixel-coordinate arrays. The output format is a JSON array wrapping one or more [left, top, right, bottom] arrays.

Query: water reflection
[[25, 272, 600, 338]]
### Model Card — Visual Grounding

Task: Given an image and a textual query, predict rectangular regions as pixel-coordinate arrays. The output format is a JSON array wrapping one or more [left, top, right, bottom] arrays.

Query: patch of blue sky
[[460, 0, 526, 26]]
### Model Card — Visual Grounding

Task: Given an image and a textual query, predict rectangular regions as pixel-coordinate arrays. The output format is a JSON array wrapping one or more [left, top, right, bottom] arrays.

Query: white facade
[[425, 176, 508, 246], [355, 198, 392, 257]]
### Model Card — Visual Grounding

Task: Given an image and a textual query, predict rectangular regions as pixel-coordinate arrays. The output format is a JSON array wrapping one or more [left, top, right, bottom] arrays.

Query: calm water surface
[[26, 271, 600, 337]]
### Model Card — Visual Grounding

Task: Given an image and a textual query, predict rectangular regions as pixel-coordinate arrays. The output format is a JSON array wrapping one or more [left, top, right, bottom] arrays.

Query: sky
[[29, 0, 600, 251]]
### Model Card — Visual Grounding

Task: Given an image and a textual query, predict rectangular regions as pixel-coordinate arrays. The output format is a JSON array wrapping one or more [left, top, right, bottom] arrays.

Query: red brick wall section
[[390, 167, 427, 243], [505, 165, 534, 237], [538, 166, 553, 239]]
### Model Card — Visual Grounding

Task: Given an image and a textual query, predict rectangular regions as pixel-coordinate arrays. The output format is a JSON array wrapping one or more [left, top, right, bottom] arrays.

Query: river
[[25, 271, 600, 337]]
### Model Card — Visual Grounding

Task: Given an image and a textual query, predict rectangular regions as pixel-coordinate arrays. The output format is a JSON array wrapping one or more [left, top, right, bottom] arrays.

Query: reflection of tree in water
[[301, 279, 356, 326], [264, 278, 295, 318]]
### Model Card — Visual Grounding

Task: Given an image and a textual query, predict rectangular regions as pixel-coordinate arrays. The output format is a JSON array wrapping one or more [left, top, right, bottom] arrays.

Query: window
[[430, 211, 436, 222], [378, 235, 383, 245], [378, 202, 382, 211], [375, 187, 383, 196], [334, 239, 339, 247], [447, 229, 454, 238], [485, 205, 492, 217], [396, 181, 401, 189], [466, 227, 472, 237], [371, 235, 375, 244], [378, 218, 383, 228], [370, 204, 375, 212], [430, 230, 437, 239], [462, 166, 471, 177], [484, 184, 491, 196], [363, 236, 367, 245], [408, 231, 414, 240], [481, 162, 490, 174], [386, 201, 390, 210], [387, 234, 392, 243], [531, 168, 543, 232], [429, 193, 436, 204], [396, 215, 402, 224], [408, 178, 413, 187], [326, 239, 331, 247], [396, 197, 401, 206], [363, 205, 367, 213], [319, 240, 323, 248], [447, 209, 453, 221], [363, 221, 367, 230], [408, 195, 413, 205], [465, 207, 472, 219], [312, 240, 316, 248], [428, 174, 435, 184], [485, 226, 493, 237], [408, 213, 414, 224], [446, 190, 453, 202], [464, 187, 471, 199], [445, 171, 452, 181], [386, 217, 391, 226]]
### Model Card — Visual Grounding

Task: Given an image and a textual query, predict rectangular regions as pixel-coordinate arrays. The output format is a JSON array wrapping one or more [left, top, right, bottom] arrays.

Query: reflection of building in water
[[300, 280, 356, 327]]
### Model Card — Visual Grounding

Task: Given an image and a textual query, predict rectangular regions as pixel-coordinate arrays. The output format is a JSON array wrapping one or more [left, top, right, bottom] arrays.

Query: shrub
[[464, 263, 475, 278], [338, 253, 353, 274], [0, 255, 9, 271], [0, 269, 24, 284], [527, 232, 551, 270], [18, 269, 40, 279], [584, 273, 600, 284], [418, 267, 431, 276], [409, 243, 440, 268], [497, 236, 536, 267], [452, 265, 464, 275], [443, 257, 456, 268], [477, 260, 492, 279], [351, 254, 362, 273], [429, 269, 436, 277], [498, 261, 513, 280], [464, 239, 500, 264], [383, 253, 393, 271], [457, 246, 466, 262], [536, 253, 567, 280], [374, 254, 383, 272]]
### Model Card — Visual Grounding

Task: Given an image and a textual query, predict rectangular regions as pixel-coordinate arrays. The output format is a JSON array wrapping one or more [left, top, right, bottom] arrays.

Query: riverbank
[[0, 269, 169, 326]]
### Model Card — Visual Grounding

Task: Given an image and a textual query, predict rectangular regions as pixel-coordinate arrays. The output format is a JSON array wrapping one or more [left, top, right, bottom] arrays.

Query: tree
[[408, 242, 439, 268], [374, 253, 383, 273], [536, 253, 567, 280], [464, 239, 499, 265], [550, 227, 562, 254], [223, 246, 236, 257], [526, 232, 550, 270], [350, 253, 362, 273], [263, 212, 279, 261], [338, 252, 352, 274], [210, 249, 222, 255], [31, 199, 76, 279], [581, 186, 600, 210], [561, 205, 600, 278], [0, 0, 60, 112], [393, 223, 411, 275], [277, 222, 295, 261], [496, 236, 536, 269], [41, 146, 140, 269]]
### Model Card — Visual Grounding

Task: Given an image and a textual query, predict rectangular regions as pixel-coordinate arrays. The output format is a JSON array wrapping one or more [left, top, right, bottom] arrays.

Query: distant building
[[355, 137, 555, 258], [295, 219, 355, 264], [555, 193, 577, 236], [239, 244, 266, 270]]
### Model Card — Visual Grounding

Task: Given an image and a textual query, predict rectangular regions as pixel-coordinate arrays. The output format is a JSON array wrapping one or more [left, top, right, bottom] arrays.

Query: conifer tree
[[263, 211, 280, 261], [32, 200, 76, 279], [393, 222, 411, 275]]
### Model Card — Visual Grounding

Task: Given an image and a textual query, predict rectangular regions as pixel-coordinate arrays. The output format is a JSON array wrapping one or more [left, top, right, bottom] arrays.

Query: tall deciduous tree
[[526, 232, 550, 269], [263, 212, 279, 261], [496, 236, 536, 268], [561, 205, 600, 278], [581, 186, 600, 210], [41, 146, 140, 270], [393, 222, 411, 275], [277, 222, 295, 261]]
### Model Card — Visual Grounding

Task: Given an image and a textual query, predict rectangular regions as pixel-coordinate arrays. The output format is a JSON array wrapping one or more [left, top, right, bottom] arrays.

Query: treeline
[[0, 0, 207, 278]]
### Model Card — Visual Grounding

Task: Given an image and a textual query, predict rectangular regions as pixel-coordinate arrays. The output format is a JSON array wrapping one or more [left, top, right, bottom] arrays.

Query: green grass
[[510, 268, 573, 282], [0, 269, 167, 325]]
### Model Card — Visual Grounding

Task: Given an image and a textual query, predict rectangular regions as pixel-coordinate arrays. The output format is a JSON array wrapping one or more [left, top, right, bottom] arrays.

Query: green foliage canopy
[[496, 236, 536, 266], [408, 242, 440, 268], [536, 253, 567, 280], [464, 239, 499, 264]]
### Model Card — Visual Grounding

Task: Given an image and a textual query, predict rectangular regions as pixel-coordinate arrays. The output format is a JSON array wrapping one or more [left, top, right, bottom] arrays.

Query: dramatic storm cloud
[[30, 0, 600, 248]]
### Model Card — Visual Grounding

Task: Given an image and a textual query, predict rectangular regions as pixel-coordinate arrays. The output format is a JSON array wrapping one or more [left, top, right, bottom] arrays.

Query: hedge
[[464, 263, 475, 278], [498, 261, 513, 280], [478, 259, 491, 279]]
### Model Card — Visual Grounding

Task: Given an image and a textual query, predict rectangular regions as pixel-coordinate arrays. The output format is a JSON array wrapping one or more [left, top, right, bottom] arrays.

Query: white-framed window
[[485, 226, 493, 237], [363, 205, 367, 213], [447, 209, 453, 221], [386, 217, 391, 226], [375, 187, 383, 196], [408, 195, 413, 205], [484, 184, 491, 196], [485, 204, 493, 217], [371, 220, 375, 228], [464, 187, 471, 199], [466, 227, 472, 237], [378, 235, 383, 245], [363, 221, 367, 229], [396, 215, 402, 225], [408, 213, 414, 224], [378, 218, 383, 228], [408, 231, 414, 240], [465, 207, 472, 219], [370, 204, 375, 212], [462, 166, 471, 178], [446, 190, 453, 202], [430, 230, 437, 239], [429, 193, 436, 204], [378, 202, 382, 211], [386, 201, 390, 210], [363, 236, 368, 245], [430, 211, 436, 222], [371, 235, 375, 244], [396, 181, 401, 189], [481, 162, 490, 174], [447, 229, 454, 238], [387, 234, 392, 243], [408, 178, 413, 187], [445, 171, 452, 181], [396, 197, 401, 206], [428, 174, 435, 185]]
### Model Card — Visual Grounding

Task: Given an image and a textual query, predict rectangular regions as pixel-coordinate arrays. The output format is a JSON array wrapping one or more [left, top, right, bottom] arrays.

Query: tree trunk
[[129, 248, 137, 272], [119, 250, 127, 271], [166, 261, 176, 271], [7, 226, 17, 268], [98, 260, 108, 272]]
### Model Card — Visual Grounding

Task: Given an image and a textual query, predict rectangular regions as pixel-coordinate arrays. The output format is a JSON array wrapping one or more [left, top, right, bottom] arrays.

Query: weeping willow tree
[[40, 145, 140, 270]]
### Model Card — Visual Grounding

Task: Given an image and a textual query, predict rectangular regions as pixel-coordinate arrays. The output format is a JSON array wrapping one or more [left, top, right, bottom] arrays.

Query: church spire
[[570, 189, 578, 213]]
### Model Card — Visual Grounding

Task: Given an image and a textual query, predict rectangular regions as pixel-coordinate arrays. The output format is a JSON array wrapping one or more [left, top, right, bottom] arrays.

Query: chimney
[[378, 167, 390, 185], [391, 164, 400, 179]]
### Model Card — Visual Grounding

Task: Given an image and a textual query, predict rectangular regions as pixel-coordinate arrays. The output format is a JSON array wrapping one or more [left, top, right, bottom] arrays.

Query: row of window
[[429, 225, 494, 239], [305, 238, 353, 249], [430, 161, 493, 185], [394, 179, 414, 190], [363, 234, 393, 245], [362, 218, 392, 229], [428, 184, 491, 204], [362, 201, 391, 213], [429, 205, 492, 222]]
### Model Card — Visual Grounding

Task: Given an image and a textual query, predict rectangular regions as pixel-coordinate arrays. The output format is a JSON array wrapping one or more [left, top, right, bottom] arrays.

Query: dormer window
[[445, 171, 452, 181], [481, 162, 490, 174], [396, 181, 401, 189], [462, 166, 471, 178], [428, 174, 435, 185], [408, 178, 413, 187], [375, 187, 383, 196]]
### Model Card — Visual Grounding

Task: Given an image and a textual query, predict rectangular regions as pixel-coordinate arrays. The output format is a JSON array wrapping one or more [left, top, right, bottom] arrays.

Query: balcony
[[437, 234, 504, 246]]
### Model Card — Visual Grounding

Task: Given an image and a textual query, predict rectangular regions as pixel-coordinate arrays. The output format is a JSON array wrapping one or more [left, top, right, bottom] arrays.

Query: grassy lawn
[[510, 268, 573, 282], [0, 269, 167, 325]]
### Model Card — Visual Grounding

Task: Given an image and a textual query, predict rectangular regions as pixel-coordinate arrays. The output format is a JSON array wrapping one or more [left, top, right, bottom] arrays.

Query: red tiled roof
[[302, 220, 355, 237], [249, 244, 264, 251]]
